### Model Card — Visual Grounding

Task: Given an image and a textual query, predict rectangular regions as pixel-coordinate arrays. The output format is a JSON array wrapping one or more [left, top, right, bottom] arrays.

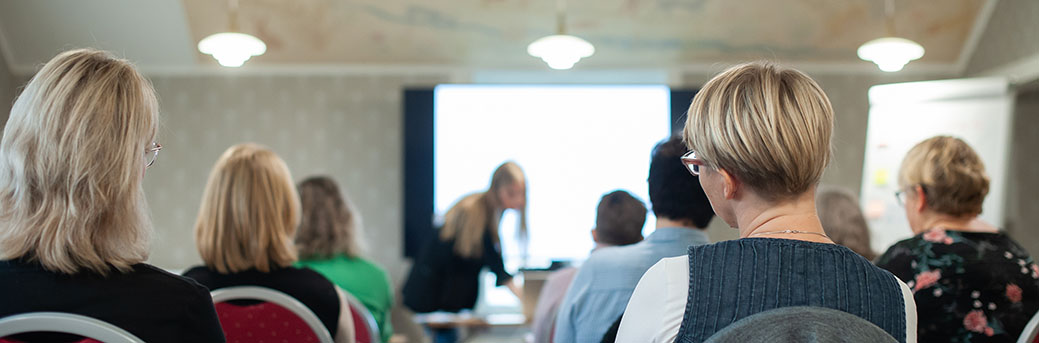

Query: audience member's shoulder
[[356, 257, 390, 277], [878, 235, 923, 256], [546, 266, 578, 283], [581, 245, 634, 268], [131, 263, 212, 295], [181, 265, 215, 282], [289, 266, 337, 286]]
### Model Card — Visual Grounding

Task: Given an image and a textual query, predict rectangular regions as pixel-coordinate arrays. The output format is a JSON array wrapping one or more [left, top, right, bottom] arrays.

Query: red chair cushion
[[214, 302, 321, 343], [349, 303, 371, 343]]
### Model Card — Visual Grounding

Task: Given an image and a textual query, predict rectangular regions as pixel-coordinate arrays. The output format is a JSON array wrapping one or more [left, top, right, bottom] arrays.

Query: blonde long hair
[[0, 49, 158, 275], [440, 162, 527, 259], [194, 143, 300, 273]]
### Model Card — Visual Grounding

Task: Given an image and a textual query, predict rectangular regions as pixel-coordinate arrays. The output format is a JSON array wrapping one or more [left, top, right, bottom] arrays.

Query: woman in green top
[[295, 176, 394, 343]]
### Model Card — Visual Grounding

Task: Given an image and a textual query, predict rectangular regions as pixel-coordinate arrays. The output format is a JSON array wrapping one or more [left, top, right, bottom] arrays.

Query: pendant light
[[857, 0, 924, 72], [197, 0, 266, 68], [527, 0, 594, 70]]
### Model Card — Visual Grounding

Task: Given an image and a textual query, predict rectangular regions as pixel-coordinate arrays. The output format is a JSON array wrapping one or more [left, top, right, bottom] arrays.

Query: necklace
[[749, 229, 830, 239]]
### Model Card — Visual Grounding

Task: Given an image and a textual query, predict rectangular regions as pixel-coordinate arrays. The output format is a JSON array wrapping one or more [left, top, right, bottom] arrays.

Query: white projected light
[[434, 85, 671, 264]]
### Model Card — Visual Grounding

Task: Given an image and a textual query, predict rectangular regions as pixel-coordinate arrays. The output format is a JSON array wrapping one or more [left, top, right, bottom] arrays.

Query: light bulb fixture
[[527, 35, 594, 70], [527, 0, 594, 70], [858, 0, 924, 72], [198, 0, 266, 68], [857, 37, 924, 72]]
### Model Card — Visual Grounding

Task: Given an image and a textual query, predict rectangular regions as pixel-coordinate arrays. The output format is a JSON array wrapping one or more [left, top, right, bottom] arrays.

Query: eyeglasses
[[894, 190, 907, 206], [894, 185, 925, 207], [144, 142, 162, 168], [681, 150, 705, 176]]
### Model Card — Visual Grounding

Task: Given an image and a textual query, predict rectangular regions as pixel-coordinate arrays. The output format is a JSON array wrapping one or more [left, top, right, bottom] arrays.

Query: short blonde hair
[[194, 143, 300, 273], [684, 61, 834, 201], [0, 49, 158, 275], [898, 136, 989, 217], [295, 176, 365, 260]]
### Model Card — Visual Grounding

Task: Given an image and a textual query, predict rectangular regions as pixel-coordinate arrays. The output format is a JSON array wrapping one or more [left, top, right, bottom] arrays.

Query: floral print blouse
[[877, 228, 1039, 343]]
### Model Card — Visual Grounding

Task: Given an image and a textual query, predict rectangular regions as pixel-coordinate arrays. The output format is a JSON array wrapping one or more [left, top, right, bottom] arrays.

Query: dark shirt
[[877, 228, 1039, 343], [402, 229, 512, 313], [602, 315, 623, 343], [0, 259, 225, 343], [183, 265, 341, 337]]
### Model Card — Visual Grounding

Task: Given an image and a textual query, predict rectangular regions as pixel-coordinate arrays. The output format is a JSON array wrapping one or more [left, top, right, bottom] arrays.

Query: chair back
[[705, 306, 897, 343], [1017, 309, 1039, 343], [211, 286, 333, 343], [342, 291, 380, 343], [0, 312, 143, 343]]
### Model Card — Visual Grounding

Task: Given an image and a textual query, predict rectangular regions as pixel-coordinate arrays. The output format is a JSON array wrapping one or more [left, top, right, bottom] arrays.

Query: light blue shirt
[[552, 227, 710, 343]]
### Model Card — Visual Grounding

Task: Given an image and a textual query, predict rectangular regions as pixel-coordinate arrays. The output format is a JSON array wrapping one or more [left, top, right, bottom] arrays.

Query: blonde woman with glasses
[[0, 49, 224, 342], [877, 136, 1039, 342], [615, 62, 917, 342], [183, 143, 354, 342]]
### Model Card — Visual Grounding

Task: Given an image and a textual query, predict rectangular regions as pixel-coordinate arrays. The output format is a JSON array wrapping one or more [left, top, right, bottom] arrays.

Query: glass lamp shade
[[527, 34, 595, 70], [197, 32, 267, 67], [857, 37, 925, 72]]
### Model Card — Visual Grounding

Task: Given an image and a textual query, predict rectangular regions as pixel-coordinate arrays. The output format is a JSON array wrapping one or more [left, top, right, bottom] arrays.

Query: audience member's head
[[194, 143, 300, 274], [816, 186, 876, 260], [897, 136, 989, 233], [441, 161, 527, 258], [295, 176, 364, 260], [592, 190, 648, 247], [0, 49, 159, 275], [648, 137, 714, 228], [683, 61, 833, 225]]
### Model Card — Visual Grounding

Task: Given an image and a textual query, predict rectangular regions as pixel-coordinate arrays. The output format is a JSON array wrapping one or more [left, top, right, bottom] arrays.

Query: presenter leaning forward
[[403, 161, 527, 343]]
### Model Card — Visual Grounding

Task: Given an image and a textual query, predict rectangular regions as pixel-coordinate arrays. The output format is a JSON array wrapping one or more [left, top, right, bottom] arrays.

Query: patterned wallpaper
[[143, 73, 448, 285]]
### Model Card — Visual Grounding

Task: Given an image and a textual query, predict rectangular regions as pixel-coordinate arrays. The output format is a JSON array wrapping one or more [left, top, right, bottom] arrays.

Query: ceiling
[[0, 0, 992, 74]]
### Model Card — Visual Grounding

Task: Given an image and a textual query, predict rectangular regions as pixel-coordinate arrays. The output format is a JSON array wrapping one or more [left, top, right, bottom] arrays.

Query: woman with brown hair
[[816, 186, 877, 260], [295, 176, 394, 343], [183, 143, 354, 342], [877, 136, 1039, 342], [402, 161, 527, 342], [0, 49, 224, 342]]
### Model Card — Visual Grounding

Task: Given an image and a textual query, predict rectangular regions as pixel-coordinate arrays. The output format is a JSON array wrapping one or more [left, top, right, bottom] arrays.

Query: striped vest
[[676, 238, 907, 343]]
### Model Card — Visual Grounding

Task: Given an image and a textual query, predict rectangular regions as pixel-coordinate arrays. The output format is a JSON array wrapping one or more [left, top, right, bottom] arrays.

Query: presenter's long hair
[[439, 161, 527, 259]]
